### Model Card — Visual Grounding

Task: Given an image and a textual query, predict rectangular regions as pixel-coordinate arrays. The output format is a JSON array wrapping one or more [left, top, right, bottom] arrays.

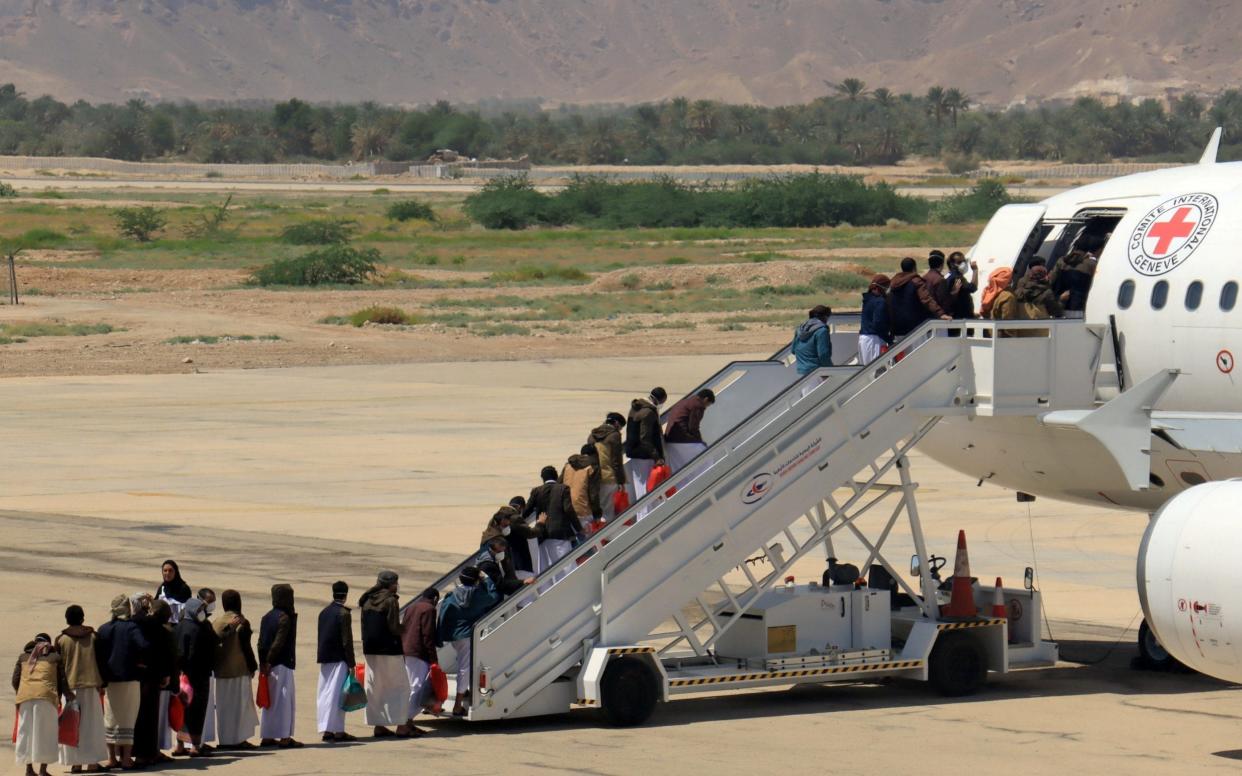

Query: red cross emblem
[[1128, 193, 1218, 277], [1146, 207, 1198, 257]]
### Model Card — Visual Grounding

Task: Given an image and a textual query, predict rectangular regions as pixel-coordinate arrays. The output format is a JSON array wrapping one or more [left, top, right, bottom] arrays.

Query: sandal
[[277, 739, 304, 749]]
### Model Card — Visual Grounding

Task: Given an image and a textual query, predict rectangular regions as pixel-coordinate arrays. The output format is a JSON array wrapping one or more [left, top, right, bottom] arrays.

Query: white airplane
[[915, 128, 1242, 680]]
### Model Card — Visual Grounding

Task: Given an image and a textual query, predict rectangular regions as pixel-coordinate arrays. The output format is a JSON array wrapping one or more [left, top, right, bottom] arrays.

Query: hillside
[[0, 0, 1238, 106]]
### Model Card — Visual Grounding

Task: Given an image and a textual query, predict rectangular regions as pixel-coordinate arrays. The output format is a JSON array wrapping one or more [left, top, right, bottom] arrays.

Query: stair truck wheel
[[600, 656, 660, 727], [1137, 619, 1182, 671], [928, 631, 987, 697]]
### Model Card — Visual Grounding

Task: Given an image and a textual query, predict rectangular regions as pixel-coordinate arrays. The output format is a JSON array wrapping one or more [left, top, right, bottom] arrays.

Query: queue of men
[[845, 246, 1093, 364], [13, 386, 723, 775]]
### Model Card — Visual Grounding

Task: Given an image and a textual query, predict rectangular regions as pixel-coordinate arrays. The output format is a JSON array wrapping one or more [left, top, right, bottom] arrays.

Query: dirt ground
[[0, 256, 889, 378]]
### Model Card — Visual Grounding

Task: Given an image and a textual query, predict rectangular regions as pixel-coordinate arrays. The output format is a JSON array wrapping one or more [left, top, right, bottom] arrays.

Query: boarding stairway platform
[[430, 318, 1141, 721]]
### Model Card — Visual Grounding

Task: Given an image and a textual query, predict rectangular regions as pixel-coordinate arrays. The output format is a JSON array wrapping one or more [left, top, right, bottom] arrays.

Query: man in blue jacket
[[436, 567, 498, 717], [859, 274, 893, 364], [792, 305, 833, 386]]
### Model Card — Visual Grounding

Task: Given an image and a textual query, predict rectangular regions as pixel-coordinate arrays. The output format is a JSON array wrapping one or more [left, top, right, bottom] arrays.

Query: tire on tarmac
[[928, 631, 987, 697]]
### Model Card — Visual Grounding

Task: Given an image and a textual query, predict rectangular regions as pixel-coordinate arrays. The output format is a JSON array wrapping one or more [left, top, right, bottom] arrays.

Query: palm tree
[[872, 88, 894, 108], [350, 122, 387, 159], [926, 86, 948, 127], [828, 78, 868, 103], [944, 88, 971, 127]]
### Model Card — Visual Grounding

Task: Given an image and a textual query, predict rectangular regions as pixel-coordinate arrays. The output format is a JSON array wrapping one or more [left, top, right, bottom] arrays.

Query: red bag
[[167, 694, 185, 731], [429, 663, 449, 703], [612, 489, 630, 514], [255, 672, 272, 710], [58, 701, 81, 747], [355, 663, 366, 686], [648, 464, 671, 491], [11, 711, 16, 744]]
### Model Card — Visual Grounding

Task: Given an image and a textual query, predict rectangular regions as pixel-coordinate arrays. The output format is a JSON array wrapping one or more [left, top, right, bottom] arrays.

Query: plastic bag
[[429, 663, 449, 703], [648, 463, 671, 491], [167, 694, 185, 731], [58, 700, 80, 747], [255, 672, 272, 709], [354, 663, 366, 686], [179, 674, 194, 705], [340, 669, 367, 712], [612, 489, 630, 515]]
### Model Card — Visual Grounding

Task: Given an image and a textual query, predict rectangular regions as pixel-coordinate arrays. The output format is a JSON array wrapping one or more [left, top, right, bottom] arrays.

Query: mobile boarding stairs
[[422, 317, 1166, 725]]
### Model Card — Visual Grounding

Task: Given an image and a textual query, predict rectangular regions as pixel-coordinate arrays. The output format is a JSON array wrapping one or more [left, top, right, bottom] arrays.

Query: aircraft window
[[1117, 280, 1135, 309], [1222, 282, 1238, 311], [1186, 281, 1203, 310], [1151, 281, 1169, 310]]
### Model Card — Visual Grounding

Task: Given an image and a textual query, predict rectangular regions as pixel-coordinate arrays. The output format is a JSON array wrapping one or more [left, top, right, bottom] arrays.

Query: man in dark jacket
[[524, 465, 580, 579], [889, 257, 951, 338], [1015, 265, 1065, 321], [859, 274, 892, 364], [401, 588, 441, 720], [359, 571, 412, 738], [945, 251, 979, 319], [174, 598, 218, 757], [97, 595, 148, 770], [589, 412, 627, 521], [664, 389, 715, 473], [257, 584, 299, 749], [792, 305, 833, 375], [624, 387, 667, 499], [315, 581, 356, 743], [923, 251, 956, 315], [479, 537, 530, 597]]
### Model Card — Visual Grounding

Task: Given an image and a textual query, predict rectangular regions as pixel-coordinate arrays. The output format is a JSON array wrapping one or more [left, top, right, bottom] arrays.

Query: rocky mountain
[[0, 0, 1237, 107]]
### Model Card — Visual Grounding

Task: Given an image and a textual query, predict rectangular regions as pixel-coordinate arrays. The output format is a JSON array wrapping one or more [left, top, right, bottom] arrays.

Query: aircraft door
[[967, 204, 1049, 307]]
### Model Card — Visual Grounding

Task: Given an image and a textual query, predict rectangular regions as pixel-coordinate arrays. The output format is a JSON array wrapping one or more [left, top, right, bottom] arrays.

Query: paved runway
[[0, 356, 1237, 773]]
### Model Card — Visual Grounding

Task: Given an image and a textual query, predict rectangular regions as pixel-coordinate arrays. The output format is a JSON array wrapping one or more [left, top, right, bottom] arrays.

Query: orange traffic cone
[[991, 577, 1006, 618], [943, 530, 977, 618]]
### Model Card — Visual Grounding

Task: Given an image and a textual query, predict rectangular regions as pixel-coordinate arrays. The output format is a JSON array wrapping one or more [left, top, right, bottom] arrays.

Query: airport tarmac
[[1, 355, 1239, 774]]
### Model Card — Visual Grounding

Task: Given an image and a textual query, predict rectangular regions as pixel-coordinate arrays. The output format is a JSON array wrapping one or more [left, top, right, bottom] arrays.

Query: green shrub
[[490, 264, 589, 283], [463, 176, 560, 230], [813, 270, 870, 290], [0, 181, 15, 198], [249, 244, 379, 286], [930, 180, 1012, 224], [279, 218, 358, 245], [464, 173, 932, 230], [619, 273, 641, 290], [347, 306, 421, 326], [386, 200, 437, 222], [114, 207, 167, 242], [664, 257, 690, 265]]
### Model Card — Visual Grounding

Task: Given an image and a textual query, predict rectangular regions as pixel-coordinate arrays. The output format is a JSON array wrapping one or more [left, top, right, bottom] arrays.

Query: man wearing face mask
[[478, 537, 531, 597], [194, 589, 219, 749], [624, 387, 668, 500], [945, 251, 979, 319], [481, 505, 537, 580], [174, 598, 218, 758]]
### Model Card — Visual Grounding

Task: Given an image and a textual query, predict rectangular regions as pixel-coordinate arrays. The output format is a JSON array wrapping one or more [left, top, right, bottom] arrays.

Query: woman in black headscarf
[[155, 560, 192, 622]]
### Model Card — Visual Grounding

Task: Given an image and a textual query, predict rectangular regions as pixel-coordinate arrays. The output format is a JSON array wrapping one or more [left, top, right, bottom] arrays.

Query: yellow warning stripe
[[667, 660, 923, 687], [937, 618, 1005, 631], [607, 647, 656, 655]]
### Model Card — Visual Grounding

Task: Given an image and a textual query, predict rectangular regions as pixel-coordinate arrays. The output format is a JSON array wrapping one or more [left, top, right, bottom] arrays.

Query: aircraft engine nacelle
[[1138, 480, 1242, 682]]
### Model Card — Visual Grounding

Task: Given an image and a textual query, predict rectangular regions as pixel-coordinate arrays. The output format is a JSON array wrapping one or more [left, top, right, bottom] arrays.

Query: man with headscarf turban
[[361, 571, 414, 737], [96, 596, 148, 769], [13, 633, 68, 776], [258, 584, 301, 748], [213, 590, 258, 749]]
